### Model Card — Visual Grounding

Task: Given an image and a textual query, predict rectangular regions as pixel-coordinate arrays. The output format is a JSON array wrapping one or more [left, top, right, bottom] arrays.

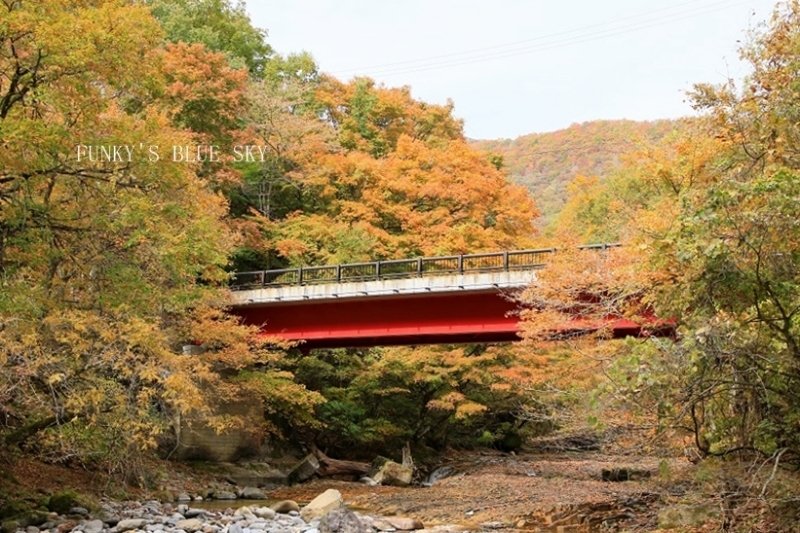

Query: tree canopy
[[0, 0, 541, 471]]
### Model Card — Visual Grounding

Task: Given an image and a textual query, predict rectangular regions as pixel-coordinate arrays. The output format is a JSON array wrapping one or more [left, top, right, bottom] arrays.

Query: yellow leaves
[[427, 392, 488, 420], [160, 41, 249, 141], [455, 402, 488, 420], [347, 134, 537, 256], [428, 391, 467, 411], [47, 373, 66, 385], [264, 76, 538, 266]]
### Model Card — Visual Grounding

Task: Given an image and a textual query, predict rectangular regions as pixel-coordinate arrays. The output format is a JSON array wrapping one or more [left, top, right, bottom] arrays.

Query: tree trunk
[[310, 443, 370, 478], [2, 415, 60, 448]]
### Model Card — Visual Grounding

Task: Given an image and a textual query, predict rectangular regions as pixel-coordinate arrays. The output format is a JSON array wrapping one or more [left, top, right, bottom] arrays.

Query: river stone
[[371, 519, 396, 531], [318, 509, 369, 533], [117, 518, 149, 532], [383, 518, 424, 531], [270, 501, 300, 514], [252, 508, 276, 520], [213, 492, 238, 501], [84, 519, 104, 533], [69, 507, 89, 517], [227, 523, 244, 533], [368, 457, 412, 487], [300, 490, 344, 522], [185, 509, 206, 519], [176, 494, 192, 502], [233, 506, 256, 521], [176, 518, 204, 532], [100, 514, 120, 527], [240, 487, 267, 500]]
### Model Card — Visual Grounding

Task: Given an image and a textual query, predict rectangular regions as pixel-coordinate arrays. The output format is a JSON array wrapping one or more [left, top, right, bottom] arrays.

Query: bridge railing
[[231, 244, 620, 290]]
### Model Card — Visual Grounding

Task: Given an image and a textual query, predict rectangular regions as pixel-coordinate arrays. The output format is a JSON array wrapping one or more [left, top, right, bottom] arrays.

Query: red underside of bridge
[[232, 290, 668, 350]]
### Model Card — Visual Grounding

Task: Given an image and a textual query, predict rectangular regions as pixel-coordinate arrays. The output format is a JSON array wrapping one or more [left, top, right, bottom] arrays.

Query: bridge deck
[[231, 270, 537, 306], [226, 244, 660, 349]]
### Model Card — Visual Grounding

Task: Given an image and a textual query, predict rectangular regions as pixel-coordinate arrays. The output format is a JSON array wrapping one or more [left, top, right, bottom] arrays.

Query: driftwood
[[310, 443, 370, 478], [401, 441, 414, 469]]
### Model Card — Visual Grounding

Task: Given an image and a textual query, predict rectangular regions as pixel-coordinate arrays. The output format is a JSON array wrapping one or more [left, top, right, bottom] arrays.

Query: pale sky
[[244, 0, 778, 139]]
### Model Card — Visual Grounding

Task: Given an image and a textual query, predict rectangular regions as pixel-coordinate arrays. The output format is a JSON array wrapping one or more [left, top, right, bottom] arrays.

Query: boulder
[[116, 519, 148, 532], [371, 519, 396, 532], [318, 508, 370, 533], [271, 500, 300, 514], [300, 489, 344, 522], [368, 457, 413, 487], [83, 520, 104, 533], [240, 487, 267, 500], [175, 518, 204, 532], [288, 454, 320, 485], [213, 491, 237, 500], [47, 491, 94, 516], [252, 507, 276, 520], [233, 506, 256, 521]]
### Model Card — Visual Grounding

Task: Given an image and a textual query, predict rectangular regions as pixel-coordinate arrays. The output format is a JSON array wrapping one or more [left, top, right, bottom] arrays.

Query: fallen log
[[310, 443, 370, 478]]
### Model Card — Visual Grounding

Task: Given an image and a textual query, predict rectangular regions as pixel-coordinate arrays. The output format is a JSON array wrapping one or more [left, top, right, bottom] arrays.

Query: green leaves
[[148, 0, 273, 78]]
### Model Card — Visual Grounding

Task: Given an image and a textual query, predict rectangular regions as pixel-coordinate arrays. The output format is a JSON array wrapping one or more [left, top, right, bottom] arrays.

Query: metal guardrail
[[231, 243, 621, 290]]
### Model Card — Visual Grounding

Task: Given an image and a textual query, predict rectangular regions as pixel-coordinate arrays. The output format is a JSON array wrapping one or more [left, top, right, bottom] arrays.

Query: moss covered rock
[[47, 490, 94, 515], [0, 500, 31, 520], [1, 519, 21, 533]]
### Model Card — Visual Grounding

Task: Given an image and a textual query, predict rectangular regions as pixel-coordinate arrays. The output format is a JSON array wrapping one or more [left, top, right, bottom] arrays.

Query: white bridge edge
[[231, 270, 538, 306]]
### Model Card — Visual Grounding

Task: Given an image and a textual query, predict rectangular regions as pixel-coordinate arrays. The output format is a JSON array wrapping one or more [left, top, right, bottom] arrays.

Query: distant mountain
[[472, 119, 677, 227]]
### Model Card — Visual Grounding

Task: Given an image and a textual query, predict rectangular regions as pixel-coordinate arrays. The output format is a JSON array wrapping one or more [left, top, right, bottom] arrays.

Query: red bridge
[[229, 246, 659, 350]]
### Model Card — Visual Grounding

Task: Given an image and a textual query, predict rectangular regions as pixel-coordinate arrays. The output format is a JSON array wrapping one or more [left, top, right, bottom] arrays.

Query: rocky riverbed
[[2, 451, 719, 533], [3, 489, 450, 533]]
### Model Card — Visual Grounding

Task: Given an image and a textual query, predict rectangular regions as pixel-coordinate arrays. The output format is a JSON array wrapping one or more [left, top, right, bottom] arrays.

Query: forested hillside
[[472, 119, 676, 226]]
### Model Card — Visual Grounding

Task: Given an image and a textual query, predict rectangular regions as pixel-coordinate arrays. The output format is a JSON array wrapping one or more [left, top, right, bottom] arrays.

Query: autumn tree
[[531, 2, 800, 477], [226, 76, 544, 454], [0, 0, 320, 474], [282, 343, 554, 455], [147, 0, 273, 77], [258, 76, 539, 266], [646, 0, 800, 461]]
